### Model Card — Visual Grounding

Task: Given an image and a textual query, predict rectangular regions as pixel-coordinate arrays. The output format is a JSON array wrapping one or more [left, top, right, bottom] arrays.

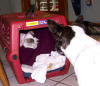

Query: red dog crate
[[0, 11, 70, 84]]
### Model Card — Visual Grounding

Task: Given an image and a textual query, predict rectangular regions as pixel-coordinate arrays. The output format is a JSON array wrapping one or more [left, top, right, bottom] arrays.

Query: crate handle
[[25, 5, 35, 18]]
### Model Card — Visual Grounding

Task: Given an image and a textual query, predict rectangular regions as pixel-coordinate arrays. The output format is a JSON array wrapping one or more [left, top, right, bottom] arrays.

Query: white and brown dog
[[47, 19, 100, 86]]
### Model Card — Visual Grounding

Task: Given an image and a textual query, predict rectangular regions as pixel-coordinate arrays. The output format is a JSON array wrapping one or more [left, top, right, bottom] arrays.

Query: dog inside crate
[[19, 27, 66, 83]]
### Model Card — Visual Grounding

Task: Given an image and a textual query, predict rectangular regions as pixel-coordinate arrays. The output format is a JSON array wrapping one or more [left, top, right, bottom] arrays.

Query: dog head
[[20, 31, 39, 49], [47, 16, 89, 54], [47, 20, 75, 54]]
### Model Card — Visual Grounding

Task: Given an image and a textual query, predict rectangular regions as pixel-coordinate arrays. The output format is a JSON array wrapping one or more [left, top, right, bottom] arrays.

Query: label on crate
[[26, 20, 47, 26], [39, 20, 47, 25], [26, 21, 38, 26]]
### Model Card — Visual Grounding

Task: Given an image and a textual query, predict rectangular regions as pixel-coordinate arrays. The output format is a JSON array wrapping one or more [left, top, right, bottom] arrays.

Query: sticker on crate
[[26, 20, 47, 26]]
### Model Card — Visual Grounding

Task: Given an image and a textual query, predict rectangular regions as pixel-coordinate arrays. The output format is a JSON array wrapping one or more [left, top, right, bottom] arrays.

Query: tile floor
[[0, 45, 79, 86]]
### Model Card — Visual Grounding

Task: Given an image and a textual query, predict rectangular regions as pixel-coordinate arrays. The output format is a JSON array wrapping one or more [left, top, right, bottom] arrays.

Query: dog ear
[[47, 19, 63, 37]]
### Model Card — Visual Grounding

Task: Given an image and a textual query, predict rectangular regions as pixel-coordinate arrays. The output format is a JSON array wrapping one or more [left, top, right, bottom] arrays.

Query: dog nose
[[55, 48, 64, 55]]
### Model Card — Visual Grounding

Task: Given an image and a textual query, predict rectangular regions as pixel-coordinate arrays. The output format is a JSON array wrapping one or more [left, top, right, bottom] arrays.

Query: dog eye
[[58, 41, 62, 45]]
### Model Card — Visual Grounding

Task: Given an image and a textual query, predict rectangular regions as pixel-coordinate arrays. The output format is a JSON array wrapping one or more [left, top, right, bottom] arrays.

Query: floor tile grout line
[[53, 81, 71, 86], [48, 78, 61, 83], [59, 72, 75, 82], [48, 73, 75, 86], [49, 72, 75, 82], [48, 79, 68, 86]]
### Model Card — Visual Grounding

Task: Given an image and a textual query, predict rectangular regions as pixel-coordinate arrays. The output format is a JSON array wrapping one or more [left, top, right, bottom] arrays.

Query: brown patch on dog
[[26, 38, 34, 43]]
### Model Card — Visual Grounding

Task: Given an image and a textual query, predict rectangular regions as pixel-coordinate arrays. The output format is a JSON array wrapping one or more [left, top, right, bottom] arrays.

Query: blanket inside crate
[[20, 28, 56, 66], [21, 51, 66, 83]]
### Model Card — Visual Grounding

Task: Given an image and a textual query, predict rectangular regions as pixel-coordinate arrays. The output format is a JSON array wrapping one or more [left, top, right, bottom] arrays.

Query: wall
[[68, 0, 77, 21], [9, 0, 22, 13], [81, 0, 100, 22], [68, 0, 100, 23], [0, 0, 22, 15], [0, 0, 11, 15]]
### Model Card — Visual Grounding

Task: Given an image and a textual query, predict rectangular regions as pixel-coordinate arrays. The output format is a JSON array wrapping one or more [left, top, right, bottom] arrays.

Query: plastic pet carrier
[[0, 11, 70, 84]]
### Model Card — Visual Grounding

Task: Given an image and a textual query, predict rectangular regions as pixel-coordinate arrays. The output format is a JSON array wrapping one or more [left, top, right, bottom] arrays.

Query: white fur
[[20, 33, 26, 47], [20, 32, 38, 49], [61, 26, 100, 86]]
